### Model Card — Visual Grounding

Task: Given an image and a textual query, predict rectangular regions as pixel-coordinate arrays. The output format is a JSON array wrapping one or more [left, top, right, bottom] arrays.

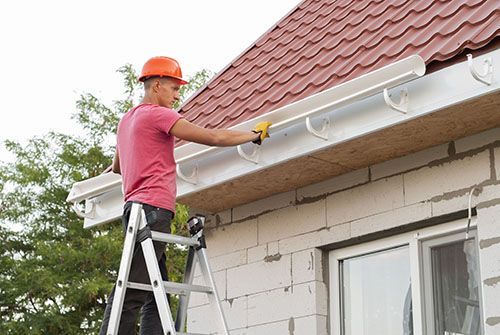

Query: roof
[[179, 0, 499, 129], [174, 0, 500, 213]]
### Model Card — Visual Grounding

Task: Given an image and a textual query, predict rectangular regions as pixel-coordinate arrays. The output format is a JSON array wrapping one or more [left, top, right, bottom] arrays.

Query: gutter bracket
[[467, 54, 493, 86], [383, 88, 408, 114], [306, 116, 330, 140], [237, 144, 260, 164], [73, 200, 95, 219], [176, 164, 198, 185]]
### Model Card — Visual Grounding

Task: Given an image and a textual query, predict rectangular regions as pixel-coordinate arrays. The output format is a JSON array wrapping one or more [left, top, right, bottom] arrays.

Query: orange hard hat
[[138, 56, 188, 84]]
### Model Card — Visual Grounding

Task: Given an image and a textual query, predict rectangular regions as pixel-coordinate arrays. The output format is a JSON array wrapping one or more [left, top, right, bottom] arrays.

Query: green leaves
[[117, 64, 142, 98], [175, 69, 213, 109], [0, 65, 212, 333], [74, 93, 120, 142]]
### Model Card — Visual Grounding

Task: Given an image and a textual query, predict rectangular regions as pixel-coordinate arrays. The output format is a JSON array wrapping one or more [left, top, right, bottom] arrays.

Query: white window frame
[[421, 230, 483, 334], [329, 217, 481, 335]]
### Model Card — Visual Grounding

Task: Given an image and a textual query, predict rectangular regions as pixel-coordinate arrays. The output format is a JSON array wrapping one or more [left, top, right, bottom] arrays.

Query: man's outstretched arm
[[170, 119, 270, 146]]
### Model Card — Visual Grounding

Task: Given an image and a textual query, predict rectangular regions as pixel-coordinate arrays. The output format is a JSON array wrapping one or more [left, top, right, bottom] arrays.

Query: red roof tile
[[179, 0, 500, 132]]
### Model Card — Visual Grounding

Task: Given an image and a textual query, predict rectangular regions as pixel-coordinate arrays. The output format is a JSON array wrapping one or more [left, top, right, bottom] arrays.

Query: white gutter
[[175, 50, 498, 195], [174, 55, 426, 164], [67, 49, 499, 228], [67, 172, 121, 204]]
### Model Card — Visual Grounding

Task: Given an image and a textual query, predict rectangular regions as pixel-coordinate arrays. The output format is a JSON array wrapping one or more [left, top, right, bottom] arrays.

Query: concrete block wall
[[187, 127, 500, 334], [476, 185, 500, 333]]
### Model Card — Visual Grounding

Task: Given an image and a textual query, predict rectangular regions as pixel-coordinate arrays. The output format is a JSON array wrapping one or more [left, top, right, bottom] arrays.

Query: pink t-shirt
[[117, 103, 182, 212]]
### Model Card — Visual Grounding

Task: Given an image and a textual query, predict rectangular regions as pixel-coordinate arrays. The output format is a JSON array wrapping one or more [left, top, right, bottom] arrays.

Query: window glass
[[431, 238, 481, 335], [341, 246, 413, 335]]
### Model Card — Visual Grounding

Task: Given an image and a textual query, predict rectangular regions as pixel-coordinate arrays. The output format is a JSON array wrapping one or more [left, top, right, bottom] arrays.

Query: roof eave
[[66, 49, 500, 228], [177, 48, 500, 213]]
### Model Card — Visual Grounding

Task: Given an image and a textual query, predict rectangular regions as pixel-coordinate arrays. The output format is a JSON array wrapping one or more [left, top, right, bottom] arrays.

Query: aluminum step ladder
[[106, 202, 229, 335]]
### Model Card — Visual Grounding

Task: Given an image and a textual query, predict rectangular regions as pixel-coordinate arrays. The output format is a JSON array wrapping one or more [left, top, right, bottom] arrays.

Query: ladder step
[[150, 231, 200, 247], [127, 280, 213, 295]]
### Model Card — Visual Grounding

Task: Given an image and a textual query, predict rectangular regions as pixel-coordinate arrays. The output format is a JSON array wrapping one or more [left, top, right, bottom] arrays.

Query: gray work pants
[[99, 202, 173, 335]]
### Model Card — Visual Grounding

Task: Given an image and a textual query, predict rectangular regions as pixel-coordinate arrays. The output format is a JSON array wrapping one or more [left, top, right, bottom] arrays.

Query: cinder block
[[478, 243, 500, 282], [485, 321, 500, 335], [187, 304, 216, 334], [215, 209, 232, 225], [188, 296, 247, 333], [210, 249, 247, 272], [258, 200, 326, 244], [371, 143, 448, 180], [431, 183, 500, 218], [477, 204, 500, 280], [279, 223, 350, 254], [229, 315, 328, 335], [205, 219, 258, 257], [297, 168, 369, 201], [232, 320, 287, 335], [247, 281, 327, 326], [404, 150, 491, 204], [477, 184, 500, 208], [229, 328, 248, 335], [267, 241, 279, 256], [454, 127, 500, 153], [350, 202, 432, 237], [203, 208, 232, 229], [188, 291, 209, 309], [247, 244, 267, 263], [292, 249, 323, 285], [223, 296, 248, 330], [279, 231, 325, 255], [294, 315, 328, 335], [477, 200, 500, 238], [190, 269, 226, 307], [227, 255, 291, 299], [495, 147, 500, 180], [431, 193, 469, 217], [482, 282, 500, 332], [233, 191, 295, 221], [326, 175, 404, 226]]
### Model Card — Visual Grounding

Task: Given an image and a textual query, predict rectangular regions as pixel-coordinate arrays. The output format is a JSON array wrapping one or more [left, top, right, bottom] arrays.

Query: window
[[422, 232, 482, 335], [330, 219, 483, 335], [341, 246, 412, 334]]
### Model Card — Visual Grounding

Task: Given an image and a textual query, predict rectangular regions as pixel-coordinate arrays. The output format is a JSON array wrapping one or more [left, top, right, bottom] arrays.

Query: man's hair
[[143, 76, 175, 91]]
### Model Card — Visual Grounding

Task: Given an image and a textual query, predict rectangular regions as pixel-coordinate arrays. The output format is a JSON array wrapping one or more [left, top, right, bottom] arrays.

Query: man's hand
[[252, 121, 272, 145], [102, 165, 113, 174]]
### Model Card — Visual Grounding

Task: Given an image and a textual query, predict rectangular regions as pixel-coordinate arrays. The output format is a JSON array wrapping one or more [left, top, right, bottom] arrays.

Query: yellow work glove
[[252, 121, 272, 145]]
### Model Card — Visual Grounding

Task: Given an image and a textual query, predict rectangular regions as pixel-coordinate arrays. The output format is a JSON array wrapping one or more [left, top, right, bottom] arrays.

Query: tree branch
[[28, 295, 39, 313]]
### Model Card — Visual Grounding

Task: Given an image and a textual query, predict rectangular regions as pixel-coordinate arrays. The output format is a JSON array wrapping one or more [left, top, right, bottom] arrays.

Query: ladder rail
[[142, 236, 177, 335], [106, 204, 142, 335], [176, 247, 197, 332], [197, 247, 230, 335]]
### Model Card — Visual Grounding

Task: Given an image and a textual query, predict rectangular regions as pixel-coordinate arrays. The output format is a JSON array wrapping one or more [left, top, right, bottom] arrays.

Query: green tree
[[0, 65, 213, 334]]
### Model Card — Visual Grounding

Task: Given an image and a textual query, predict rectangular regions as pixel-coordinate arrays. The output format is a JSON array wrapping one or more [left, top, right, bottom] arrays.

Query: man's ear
[[152, 78, 161, 93]]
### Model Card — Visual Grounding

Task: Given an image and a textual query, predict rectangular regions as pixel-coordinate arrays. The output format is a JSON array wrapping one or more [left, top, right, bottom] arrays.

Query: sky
[[0, 0, 300, 162]]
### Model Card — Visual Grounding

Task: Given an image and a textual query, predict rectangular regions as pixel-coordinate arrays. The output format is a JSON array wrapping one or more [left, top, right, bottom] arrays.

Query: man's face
[[157, 78, 181, 109]]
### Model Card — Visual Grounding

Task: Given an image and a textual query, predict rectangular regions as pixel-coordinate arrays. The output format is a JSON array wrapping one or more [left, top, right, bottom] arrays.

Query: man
[[99, 56, 271, 334]]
